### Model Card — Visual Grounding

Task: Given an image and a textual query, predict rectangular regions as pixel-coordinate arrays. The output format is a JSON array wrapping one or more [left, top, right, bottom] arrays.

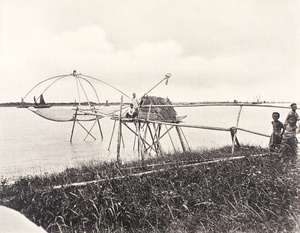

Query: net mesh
[[28, 106, 121, 122]]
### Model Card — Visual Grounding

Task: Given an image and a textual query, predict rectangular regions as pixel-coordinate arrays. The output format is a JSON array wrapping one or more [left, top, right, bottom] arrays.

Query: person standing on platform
[[132, 93, 139, 117]]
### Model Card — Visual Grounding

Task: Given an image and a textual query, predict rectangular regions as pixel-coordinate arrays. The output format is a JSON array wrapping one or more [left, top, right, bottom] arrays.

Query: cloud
[[0, 0, 299, 103], [133, 40, 183, 60], [51, 25, 114, 55]]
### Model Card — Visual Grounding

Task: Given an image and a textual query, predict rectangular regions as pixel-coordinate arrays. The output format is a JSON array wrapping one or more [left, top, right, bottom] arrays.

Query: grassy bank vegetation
[[1, 146, 299, 232]]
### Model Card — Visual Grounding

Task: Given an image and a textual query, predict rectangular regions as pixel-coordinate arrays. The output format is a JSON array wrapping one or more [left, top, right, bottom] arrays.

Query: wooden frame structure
[[69, 107, 104, 142], [108, 97, 293, 164], [108, 97, 191, 165], [109, 117, 191, 165]]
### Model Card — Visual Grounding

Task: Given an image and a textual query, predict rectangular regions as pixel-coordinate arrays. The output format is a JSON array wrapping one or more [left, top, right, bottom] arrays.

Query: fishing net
[[28, 106, 122, 122]]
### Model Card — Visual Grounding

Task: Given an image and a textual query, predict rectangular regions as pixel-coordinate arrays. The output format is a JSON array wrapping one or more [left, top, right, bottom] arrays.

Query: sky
[[0, 0, 299, 103]]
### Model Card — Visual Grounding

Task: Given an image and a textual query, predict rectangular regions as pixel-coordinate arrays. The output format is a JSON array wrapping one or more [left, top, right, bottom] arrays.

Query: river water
[[0, 104, 298, 180]]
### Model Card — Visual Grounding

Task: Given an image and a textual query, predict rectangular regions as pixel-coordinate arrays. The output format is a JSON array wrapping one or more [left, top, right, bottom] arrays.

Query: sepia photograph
[[0, 0, 299, 232]]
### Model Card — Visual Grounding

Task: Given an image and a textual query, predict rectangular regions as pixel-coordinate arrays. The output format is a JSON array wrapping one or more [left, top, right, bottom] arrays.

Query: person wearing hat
[[284, 103, 299, 126]]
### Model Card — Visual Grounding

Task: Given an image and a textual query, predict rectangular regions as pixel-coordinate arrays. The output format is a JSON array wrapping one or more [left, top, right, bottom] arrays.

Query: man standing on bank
[[284, 102, 300, 135], [285, 103, 299, 126]]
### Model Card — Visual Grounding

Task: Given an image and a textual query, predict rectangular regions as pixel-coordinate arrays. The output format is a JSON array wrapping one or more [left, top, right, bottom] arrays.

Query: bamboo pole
[[152, 123, 161, 154], [145, 125, 174, 152], [152, 123, 163, 155], [165, 125, 176, 152], [141, 123, 146, 163], [70, 107, 78, 143], [137, 121, 146, 166], [158, 125, 174, 142], [77, 77, 92, 109], [140, 119, 230, 132], [108, 120, 116, 151], [97, 118, 103, 139], [138, 103, 290, 109], [122, 122, 154, 150], [180, 126, 191, 151], [157, 124, 163, 154], [23, 74, 70, 101], [143, 73, 171, 96], [142, 123, 148, 152], [117, 96, 123, 163], [146, 123, 159, 153], [84, 120, 97, 141], [235, 127, 270, 138], [133, 122, 137, 150], [147, 104, 152, 121], [176, 125, 186, 152], [75, 77, 81, 108], [138, 123, 148, 153], [232, 106, 243, 154], [121, 130, 125, 148], [141, 119, 270, 139], [53, 153, 271, 189], [140, 123, 148, 149], [230, 128, 240, 148], [76, 121, 97, 140], [137, 122, 141, 155], [80, 74, 131, 99]]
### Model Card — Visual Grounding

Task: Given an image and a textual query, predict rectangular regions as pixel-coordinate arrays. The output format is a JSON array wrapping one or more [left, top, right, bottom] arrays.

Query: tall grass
[[0, 146, 299, 232]]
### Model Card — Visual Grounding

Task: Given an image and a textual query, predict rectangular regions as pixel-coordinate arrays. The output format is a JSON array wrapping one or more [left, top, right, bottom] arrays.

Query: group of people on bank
[[269, 103, 299, 154]]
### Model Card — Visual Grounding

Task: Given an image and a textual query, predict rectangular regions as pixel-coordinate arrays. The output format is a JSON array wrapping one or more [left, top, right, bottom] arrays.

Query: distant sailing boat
[[34, 94, 51, 108]]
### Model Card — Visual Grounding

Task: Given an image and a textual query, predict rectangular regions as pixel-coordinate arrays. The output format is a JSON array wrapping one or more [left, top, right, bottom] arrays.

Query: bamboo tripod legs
[[176, 125, 186, 152], [107, 118, 190, 166], [70, 106, 105, 143]]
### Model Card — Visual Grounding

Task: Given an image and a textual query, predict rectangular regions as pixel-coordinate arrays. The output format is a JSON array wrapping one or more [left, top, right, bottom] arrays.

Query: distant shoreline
[[0, 101, 291, 108]]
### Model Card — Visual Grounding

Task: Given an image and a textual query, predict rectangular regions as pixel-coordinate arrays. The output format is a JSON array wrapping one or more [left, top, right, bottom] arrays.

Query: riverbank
[[0, 146, 299, 232]]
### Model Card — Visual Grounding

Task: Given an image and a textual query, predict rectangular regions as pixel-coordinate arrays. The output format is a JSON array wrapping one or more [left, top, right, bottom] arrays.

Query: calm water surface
[[0, 104, 298, 180]]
